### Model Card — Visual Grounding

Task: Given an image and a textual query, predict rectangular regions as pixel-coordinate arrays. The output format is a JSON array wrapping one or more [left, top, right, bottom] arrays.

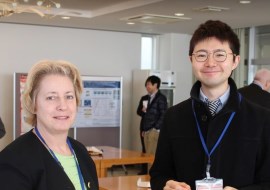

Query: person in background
[[0, 60, 98, 190], [137, 75, 167, 174], [150, 20, 270, 190], [0, 117, 6, 139], [238, 68, 270, 109]]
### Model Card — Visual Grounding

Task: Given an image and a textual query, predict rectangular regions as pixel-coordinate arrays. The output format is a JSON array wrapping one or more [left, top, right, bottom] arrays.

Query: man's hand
[[164, 180, 191, 190], [141, 131, 145, 137], [142, 106, 147, 112], [224, 186, 237, 190]]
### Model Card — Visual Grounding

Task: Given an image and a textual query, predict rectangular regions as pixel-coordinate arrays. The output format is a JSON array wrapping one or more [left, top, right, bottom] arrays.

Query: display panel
[[13, 73, 122, 147]]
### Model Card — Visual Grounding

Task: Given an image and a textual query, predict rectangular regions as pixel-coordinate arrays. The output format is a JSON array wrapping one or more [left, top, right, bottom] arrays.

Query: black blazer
[[151, 79, 270, 190], [137, 91, 167, 131], [238, 83, 270, 110], [0, 117, 5, 138], [0, 130, 98, 190]]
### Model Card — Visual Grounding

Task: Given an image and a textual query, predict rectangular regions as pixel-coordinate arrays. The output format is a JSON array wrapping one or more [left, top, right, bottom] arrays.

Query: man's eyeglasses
[[192, 50, 236, 62]]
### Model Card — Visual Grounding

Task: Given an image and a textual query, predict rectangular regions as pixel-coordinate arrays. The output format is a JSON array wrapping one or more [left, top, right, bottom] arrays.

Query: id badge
[[195, 178, 223, 190]]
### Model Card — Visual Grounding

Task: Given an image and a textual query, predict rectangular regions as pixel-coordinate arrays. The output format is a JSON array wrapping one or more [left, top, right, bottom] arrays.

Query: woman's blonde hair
[[22, 60, 83, 126]]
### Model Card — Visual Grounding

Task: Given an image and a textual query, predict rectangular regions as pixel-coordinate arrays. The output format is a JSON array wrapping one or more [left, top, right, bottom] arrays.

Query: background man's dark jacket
[[137, 91, 167, 132], [238, 83, 270, 110]]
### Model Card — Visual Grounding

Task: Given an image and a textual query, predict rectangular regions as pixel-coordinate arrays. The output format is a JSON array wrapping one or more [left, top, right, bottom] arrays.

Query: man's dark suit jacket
[[137, 91, 167, 132], [238, 83, 270, 110]]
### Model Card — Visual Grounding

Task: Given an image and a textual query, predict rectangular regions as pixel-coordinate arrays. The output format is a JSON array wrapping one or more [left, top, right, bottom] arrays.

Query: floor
[[107, 164, 143, 177]]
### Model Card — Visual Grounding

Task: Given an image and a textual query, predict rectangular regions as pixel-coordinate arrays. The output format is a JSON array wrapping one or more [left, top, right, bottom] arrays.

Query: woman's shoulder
[[1, 129, 37, 154], [0, 130, 43, 167]]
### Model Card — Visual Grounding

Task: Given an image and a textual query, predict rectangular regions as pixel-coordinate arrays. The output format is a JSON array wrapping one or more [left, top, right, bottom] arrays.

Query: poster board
[[13, 73, 32, 139], [13, 73, 122, 148], [73, 76, 122, 147]]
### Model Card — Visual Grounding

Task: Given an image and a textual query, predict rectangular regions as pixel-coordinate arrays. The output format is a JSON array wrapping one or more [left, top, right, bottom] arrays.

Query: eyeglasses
[[192, 50, 236, 62]]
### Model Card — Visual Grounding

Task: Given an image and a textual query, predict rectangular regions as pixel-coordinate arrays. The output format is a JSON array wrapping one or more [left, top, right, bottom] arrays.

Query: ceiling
[[1, 0, 270, 35]]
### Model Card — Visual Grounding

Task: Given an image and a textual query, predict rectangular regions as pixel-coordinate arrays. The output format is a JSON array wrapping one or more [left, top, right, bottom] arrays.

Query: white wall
[[0, 23, 193, 152], [0, 23, 141, 150], [158, 33, 193, 104], [130, 33, 193, 152]]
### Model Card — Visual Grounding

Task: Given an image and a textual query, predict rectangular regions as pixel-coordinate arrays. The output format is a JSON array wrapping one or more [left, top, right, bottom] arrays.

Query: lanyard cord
[[67, 139, 86, 190], [34, 127, 62, 167], [34, 127, 86, 190], [191, 100, 236, 178]]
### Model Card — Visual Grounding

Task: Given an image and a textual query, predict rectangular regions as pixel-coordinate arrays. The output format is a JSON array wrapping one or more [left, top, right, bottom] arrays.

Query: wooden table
[[90, 146, 154, 177], [91, 157, 101, 177], [99, 175, 150, 190]]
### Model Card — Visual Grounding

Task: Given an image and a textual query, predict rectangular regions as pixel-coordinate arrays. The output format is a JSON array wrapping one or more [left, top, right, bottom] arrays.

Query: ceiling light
[[240, 1, 251, 4], [61, 16, 70, 20], [174, 13, 184, 17], [127, 22, 135, 25], [37, 1, 43, 6]]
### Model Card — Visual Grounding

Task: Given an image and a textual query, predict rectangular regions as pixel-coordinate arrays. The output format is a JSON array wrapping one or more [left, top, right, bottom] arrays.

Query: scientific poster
[[73, 76, 122, 128], [19, 74, 33, 135]]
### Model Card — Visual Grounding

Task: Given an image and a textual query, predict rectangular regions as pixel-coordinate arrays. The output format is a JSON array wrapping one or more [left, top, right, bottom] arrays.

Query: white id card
[[195, 178, 223, 190]]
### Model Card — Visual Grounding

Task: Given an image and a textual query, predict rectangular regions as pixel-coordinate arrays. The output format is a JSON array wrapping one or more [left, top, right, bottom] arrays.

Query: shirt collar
[[253, 80, 263, 90], [149, 90, 158, 98], [191, 78, 241, 113], [199, 86, 230, 108]]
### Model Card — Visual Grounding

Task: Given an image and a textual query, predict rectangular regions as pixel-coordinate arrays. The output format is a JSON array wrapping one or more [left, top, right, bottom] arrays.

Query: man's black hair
[[145, 75, 161, 89]]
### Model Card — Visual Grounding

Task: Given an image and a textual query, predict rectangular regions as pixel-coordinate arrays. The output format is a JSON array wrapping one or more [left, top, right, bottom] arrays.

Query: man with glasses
[[150, 20, 270, 190]]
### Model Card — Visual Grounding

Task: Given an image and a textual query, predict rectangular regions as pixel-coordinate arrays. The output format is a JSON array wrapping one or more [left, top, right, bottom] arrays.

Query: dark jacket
[[137, 91, 167, 131], [150, 78, 270, 190], [0, 130, 99, 190], [0, 117, 5, 138], [238, 83, 270, 110]]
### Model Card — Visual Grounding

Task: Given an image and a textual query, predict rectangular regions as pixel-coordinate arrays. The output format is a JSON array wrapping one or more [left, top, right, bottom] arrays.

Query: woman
[[0, 60, 99, 190]]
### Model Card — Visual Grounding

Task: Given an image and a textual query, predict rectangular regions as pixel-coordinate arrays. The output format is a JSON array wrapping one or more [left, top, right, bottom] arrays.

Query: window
[[141, 35, 156, 69]]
